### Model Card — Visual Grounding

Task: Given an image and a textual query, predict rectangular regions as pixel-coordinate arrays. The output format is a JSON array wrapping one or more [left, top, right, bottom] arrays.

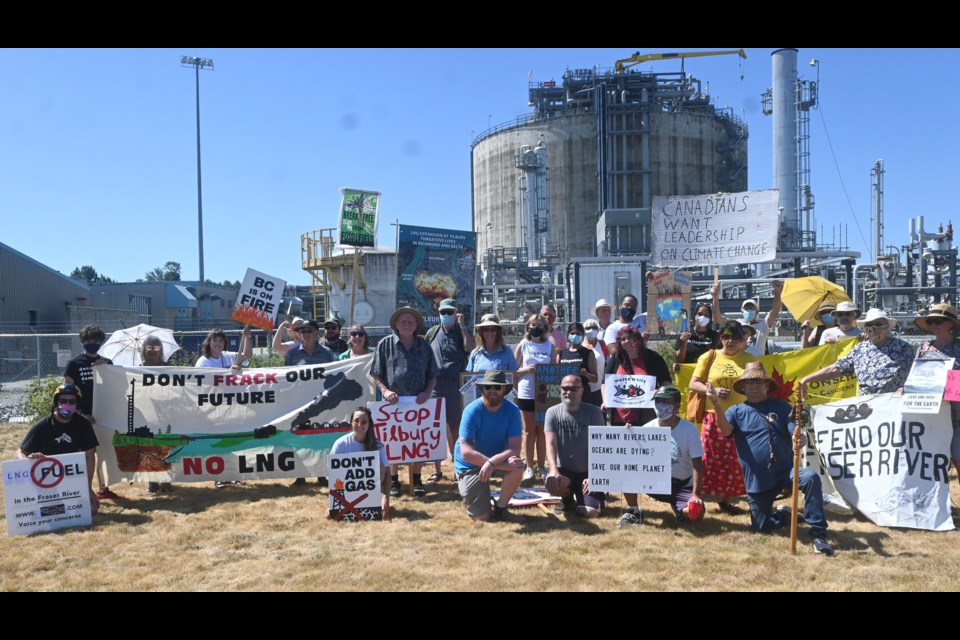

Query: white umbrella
[[100, 323, 181, 366]]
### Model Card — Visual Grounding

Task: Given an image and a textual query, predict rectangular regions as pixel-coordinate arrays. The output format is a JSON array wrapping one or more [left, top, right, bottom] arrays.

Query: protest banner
[[93, 358, 375, 484], [369, 397, 447, 465], [603, 374, 657, 409], [646, 271, 692, 336], [588, 426, 671, 494], [3, 452, 93, 536], [327, 451, 382, 521], [902, 356, 954, 414], [396, 225, 476, 328], [459, 371, 516, 409], [338, 188, 380, 248], [811, 393, 954, 531], [651, 189, 779, 267], [232, 268, 287, 331], [533, 364, 581, 426]]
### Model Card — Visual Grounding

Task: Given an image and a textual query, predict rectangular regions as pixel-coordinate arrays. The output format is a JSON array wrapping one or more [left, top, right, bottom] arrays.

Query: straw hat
[[834, 301, 861, 318], [479, 370, 511, 388], [592, 298, 614, 315], [476, 314, 502, 329], [733, 361, 778, 395], [857, 308, 898, 331], [915, 303, 960, 333], [389, 307, 424, 333]]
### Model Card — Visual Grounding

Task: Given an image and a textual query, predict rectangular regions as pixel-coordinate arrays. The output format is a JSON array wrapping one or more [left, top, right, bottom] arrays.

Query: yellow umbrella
[[781, 276, 851, 325]]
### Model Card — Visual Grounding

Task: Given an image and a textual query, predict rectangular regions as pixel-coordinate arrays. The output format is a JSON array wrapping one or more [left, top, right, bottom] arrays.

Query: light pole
[[180, 55, 214, 283]]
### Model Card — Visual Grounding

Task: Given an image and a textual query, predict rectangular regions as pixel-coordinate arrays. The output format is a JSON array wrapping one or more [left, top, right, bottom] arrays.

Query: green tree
[[146, 261, 182, 282], [70, 265, 114, 284]]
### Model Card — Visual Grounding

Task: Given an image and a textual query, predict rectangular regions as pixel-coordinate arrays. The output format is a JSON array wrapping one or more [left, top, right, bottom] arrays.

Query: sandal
[[425, 471, 443, 484]]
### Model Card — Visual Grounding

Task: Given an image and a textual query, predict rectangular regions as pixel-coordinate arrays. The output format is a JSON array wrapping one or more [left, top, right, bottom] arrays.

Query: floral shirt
[[834, 337, 914, 394]]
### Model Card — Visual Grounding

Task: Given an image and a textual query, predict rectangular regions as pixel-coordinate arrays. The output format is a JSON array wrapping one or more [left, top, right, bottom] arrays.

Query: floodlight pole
[[181, 56, 214, 284]]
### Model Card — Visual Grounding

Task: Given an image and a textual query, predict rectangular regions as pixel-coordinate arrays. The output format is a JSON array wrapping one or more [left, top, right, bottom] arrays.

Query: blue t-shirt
[[454, 398, 523, 475], [724, 399, 795, 494], [466, 345, 518, 372]]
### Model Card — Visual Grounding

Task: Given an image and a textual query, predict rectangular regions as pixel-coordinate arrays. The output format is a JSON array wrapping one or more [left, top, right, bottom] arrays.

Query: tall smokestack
[[772, 49, 799, 249]]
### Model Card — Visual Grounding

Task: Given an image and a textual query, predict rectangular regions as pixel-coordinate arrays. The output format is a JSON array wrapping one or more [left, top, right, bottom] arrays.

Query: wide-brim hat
[[592, 298, 614, 315], [390, 307, 425, 333], [915, 303, 960, 333], [476, 314, 501, 329], [814, 300, 837, 319], [857, 308, 898, 331], [480, 369, 511, 388], [733, 361, 778, 395], [834, 301, 861, 318]]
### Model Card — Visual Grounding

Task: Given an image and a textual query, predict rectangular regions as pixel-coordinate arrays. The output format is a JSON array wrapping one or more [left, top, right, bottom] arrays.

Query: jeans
[[746, 468, 827, 539]]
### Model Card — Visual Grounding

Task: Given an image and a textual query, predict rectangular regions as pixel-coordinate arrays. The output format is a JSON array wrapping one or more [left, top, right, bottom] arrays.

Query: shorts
[[516, 398, 536, 413], [458, 467, 507, 517], [647, 477, 696, 516], [558, 467, 605, 513], [432, 382, 464, 435]]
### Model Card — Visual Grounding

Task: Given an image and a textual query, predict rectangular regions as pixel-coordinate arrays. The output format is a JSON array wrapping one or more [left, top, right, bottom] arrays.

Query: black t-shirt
[[64, 353, 113, 415], [557, 345, 593, 390], [674, 328, 720, 364], [323, 337, 350, 356], [20, 413, 99, 456]]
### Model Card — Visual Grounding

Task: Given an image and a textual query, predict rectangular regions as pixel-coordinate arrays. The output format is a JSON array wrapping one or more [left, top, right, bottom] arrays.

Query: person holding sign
[[555, 322, 598, 406], [915, 303, 960, 485], [674, 303, 720, 370], [709, 363, 834, 555], [604, 294, 649, 356], [800, 301, 838, 349], [196, 326, 253, 369], [18, 383, 100, 514], [600, 324, 672, 527], [371, 307, 438, 498], [453, 370, 525, 522], [514, 314, 558, 482], [285, 319, 335, 366], [711, 280, 782, 356], [544, 375, 606, 518], [330, 407, 391, 520], [141, 337, 175, 495], [641, 386, 705, 524], [820, 301, 862, 344]]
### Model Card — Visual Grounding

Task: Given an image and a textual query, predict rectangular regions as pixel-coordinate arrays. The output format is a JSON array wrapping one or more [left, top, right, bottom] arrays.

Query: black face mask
[[529, 327, 544, 338], [619, 307, 636, 321]]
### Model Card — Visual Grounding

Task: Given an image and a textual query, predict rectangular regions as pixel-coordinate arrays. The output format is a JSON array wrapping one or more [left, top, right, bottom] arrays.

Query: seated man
[[544, 374, 606, 518], [453, 370, 525, 521], [18, 383, 100, 513], [642, 385, 705, 524], [709, 362, 834, 555]]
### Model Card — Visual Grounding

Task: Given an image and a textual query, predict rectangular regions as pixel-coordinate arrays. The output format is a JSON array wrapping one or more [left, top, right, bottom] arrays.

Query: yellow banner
[[676, 338, 858, 408]]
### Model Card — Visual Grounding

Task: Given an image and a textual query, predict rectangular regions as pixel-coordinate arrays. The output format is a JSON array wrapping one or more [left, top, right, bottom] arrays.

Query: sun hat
[[915, 303, 960, 333], [857, 308, 898, 331], [733, 361, 778, 395], [592, 298, 614, 315], [389, 307, 425, 333], [476, 314, 501, 328]]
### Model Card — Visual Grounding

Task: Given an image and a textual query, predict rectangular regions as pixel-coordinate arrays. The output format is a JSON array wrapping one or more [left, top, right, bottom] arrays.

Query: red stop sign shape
[[31, 457, 66, 489]]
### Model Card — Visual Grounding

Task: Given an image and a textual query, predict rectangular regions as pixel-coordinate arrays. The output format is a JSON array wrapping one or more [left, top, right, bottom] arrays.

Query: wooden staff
[[790, 387, 804, 554]]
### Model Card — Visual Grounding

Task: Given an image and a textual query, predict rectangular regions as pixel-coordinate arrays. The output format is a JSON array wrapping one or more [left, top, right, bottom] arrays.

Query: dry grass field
[[2, 421, 959, 592]]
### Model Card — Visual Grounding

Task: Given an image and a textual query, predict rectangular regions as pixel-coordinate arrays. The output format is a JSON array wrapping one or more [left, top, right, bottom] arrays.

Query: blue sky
[[2, 48, 957, 287]]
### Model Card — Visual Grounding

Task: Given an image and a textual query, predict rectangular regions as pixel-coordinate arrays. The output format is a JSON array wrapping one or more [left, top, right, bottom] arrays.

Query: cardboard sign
[[327, 451, 382, 521], [459, 371, 517, 409], [588, 426, 671, 494], [603, 374, 657, 409], [533, 364, 581, 426], [646, 271, 693, 336], [945, 370, 960, 402], [903, 356, 954, 414], [370, 397, 447, 464], [232, 268, 286, 331], [3, 452, 93, 536]]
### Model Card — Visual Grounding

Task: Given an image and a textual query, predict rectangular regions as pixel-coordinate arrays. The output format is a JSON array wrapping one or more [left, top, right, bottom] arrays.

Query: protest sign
[[459, 371, 516, 409], [651, 189, 779, 267], [93, 359, 375, 484], [327, 451, 382, 521], [396, 225, 476, 328], [533, 364, 581, 426], [338, 188, 380, 248], [811, 393, 954, 531], [3, 452, 93, 536], [903, 356, 954, 414], [588, 426, 671, 494], [945, 370, 960, 402], [492, 488, 561, 507], [369, 397, 447, 465], [646, 271, 692, 335], [603, 374, 657, 409], [232, 268, 286, 331]]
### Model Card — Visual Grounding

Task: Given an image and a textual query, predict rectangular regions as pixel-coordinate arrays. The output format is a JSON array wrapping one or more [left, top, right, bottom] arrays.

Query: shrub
[[25, 375, 63, 423]]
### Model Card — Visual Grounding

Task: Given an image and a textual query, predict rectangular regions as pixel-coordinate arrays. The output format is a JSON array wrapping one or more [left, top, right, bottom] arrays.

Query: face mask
[[440, 314, 456, 327], [695, 315, 711, 328], [568, 334, 583, 345], [83, 343, 100, 354], [820, 314, 834, 325], [585, 329, 598, 340], [619, 307, 636, 321], [57, 403, 77, 418], [529, 327, 544, 338], [654, 401, 676, 420], [742, 309, 756, 322]]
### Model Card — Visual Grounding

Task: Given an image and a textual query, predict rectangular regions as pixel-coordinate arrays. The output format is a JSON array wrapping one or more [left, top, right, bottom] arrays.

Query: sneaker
[[316, 477, 328, 487], [554, 495, 576, 515], [537, 466, 549, 481], [522, 466, 535, 482], [390, 480, 402, 497], [159, 483, 175, 493], [489, 501, 507, 522], [147, 482, 160, 494], [812, 536, 834, 555], [773, 504, 797, 528], [290, 478, 307, 488], [96, 488, 126, 500], [413, 481, 426, 497], [215, 481, 229, 489], [425, 471, 443, 484], [617, 510, 643, 528]]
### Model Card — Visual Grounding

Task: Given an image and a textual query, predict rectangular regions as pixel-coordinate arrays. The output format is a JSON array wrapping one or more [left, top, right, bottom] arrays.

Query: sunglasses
[[720, 332, 741, 339], [926, 318, 947, 326], [57, 399, 77, 405], [299, 329, 317, 334], [350, 331, 366, 337], [834, 312, 855, 318], [560, 386, 582, 392], [440, 310, 456, 315], [324, 326, 340, 331], [480, 385, 505, 391], [864, 322, 888, 329]]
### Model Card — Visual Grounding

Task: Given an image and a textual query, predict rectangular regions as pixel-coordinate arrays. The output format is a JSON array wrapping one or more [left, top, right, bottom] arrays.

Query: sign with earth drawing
[[646, 270, 692, 336]]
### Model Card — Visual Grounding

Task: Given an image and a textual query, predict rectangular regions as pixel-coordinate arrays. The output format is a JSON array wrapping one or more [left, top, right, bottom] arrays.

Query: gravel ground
[[0, 379, 31, 423]]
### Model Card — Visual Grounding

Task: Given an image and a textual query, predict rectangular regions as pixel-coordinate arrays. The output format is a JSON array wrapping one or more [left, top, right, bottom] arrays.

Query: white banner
[[603, 374, 657, 409], [588, 426, 671, 494], [93, 358, 376, 484], [811, 393, 955, 531], [902, 356, 954, 414], [369, 397, 447, 465], [651, 189, 780, 267], [3, 453, 93, 536], [327, 452, 382, 521]]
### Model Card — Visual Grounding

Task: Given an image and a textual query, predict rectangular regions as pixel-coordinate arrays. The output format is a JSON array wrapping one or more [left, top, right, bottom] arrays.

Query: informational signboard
[[902, 356, 953, 414], [533, 364, 581, 426], [646, 271, 693, 336], [3, 452, 93, 536], [232, 268, 287, 331], [369, 397, 447, 464], [459, 371, 517, 409], [338, 188, 380, 248], [327, 451, 382, 521], [651, 189, 780, 267], [587, 426, 671, 494], [396, 225, 476, 328], [603, 374, 657, 409]]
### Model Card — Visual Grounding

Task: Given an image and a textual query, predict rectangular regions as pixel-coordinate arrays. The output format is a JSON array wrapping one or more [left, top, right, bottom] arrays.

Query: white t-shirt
[[744, 320, 771, 357], [330, 432, 389, 469], [819, 326, 861, 344], [603, 313, 648, 347], [589, 342, 606, 393], [643, 416, 703, 483], [195, 352, 239, 368]]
